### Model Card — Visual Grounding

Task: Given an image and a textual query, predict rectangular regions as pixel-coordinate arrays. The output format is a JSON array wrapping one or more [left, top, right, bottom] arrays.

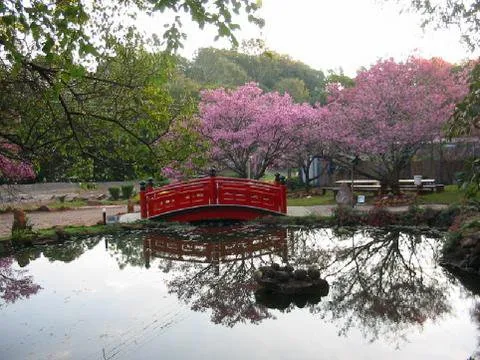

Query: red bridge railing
[[139, 173, 287, 221]]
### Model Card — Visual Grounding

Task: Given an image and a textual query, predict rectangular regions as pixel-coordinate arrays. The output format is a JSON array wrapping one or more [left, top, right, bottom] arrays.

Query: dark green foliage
[[442, 231, 463, 255], [108, 187, 121, 200], [403, 205, 458, 229], [121, 185, 135, 199], [285, 176, 304, 191], [365, 208, 396, 227], [332, 206, 361, 226], [1, 1, 254, 182], [185, 47, 327, 104], [434, 206, 460, 228], [455, 157, 479, 198]]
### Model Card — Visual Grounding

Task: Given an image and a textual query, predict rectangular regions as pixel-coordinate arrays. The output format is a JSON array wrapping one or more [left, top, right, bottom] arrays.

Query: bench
[[320, 178, 445, 196], [336, 180, 381, 194], [321, 180, 381, 197], [398, 179, 445, 193]]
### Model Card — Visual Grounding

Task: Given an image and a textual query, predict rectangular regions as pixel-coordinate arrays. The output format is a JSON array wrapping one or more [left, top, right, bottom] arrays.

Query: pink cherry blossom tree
[[0, 142, 35, 182], [199, 83, 318, 179], [326, 57, 468, 192], [281, 106, 332, 188]]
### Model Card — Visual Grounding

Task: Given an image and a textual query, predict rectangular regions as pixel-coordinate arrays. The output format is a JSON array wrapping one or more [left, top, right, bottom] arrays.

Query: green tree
[[1, 43, 204, 180], [185, 46, 327, 104], [187, 48, 248, 88], [273, 77, 310, 103], [0, 0, 262, 179]]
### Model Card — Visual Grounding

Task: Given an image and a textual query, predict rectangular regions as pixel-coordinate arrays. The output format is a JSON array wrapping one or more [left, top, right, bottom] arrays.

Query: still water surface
[[0, 225, 479, 360]]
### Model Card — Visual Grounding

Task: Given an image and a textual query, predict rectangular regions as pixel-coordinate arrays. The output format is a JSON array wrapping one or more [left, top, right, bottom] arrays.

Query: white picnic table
[[336, 180, 380, 185], [333, 178, 443, 193], [398, 178, 436, 185], [336, 179, 437, 185]]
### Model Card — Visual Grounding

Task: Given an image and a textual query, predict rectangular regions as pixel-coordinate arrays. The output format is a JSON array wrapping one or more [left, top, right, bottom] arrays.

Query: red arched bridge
[[139, 172, 287, 222]]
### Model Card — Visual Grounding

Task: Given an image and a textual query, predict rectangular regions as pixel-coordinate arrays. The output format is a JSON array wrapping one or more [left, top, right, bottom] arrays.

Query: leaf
[[69, 65, 86, 79], [42, 37, 55, 54]]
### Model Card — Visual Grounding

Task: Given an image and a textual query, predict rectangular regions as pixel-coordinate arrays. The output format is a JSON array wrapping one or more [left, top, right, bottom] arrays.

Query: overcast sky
[[139, 0, 478, 76]]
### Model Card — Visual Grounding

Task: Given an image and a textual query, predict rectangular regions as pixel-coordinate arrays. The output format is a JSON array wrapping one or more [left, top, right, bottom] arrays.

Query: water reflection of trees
[[320, 228, 450, 343], [13, 237, 102, 267], [0, 256, 42, 306], [143, 226, 290, 326], [109, 225, 453, 343]]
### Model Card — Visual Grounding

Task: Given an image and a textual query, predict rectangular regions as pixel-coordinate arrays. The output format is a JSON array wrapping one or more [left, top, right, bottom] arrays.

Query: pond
[[0, 225, 479, 360]]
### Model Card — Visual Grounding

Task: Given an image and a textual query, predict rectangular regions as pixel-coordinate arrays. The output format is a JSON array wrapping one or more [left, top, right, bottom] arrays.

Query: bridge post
[[274, 174, 287, 214], [146, 178, 154, 192], [280, 176, 287, 214], [274, 173, 281, 186], [279, 175, 287, 214], [140, 181, 147, 218], [209, 167, 218, 205]]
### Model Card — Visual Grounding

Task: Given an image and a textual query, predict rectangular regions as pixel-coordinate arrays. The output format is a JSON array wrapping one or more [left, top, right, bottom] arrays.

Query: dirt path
[[0, 205, 130, 237]]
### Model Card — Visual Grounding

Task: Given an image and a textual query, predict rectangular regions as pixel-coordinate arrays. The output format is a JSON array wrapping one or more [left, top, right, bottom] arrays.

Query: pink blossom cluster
[[0, 142, 35, 181], [194, 58, 468, 182], [325, 57, 468, 156], [199, 82, 325, 178], [161, 165, 185, 183]]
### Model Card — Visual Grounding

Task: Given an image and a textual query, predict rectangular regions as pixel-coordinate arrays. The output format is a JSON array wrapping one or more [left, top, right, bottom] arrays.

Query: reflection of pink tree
[[0, 257, 41, 305]]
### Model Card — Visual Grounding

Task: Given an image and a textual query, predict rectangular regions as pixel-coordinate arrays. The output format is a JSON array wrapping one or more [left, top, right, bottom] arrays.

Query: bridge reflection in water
[[143, 228, 289, 273], [141, 227, 331, 326]]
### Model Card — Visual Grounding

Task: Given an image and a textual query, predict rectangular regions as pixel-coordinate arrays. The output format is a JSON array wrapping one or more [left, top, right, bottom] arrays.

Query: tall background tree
[[326, 57, 468, 192], [186, 45, 327, 104], [199, 82, 317, 179], [389, 0, 480, 196], [0, 0, 262, 181]]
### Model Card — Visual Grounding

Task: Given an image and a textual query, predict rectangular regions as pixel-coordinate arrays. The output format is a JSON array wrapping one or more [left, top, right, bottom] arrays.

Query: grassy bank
[[287, 185, 478, 206]]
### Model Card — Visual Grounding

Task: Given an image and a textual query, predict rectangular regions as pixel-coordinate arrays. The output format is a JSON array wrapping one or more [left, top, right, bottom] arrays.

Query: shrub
[[156, 176, 170, 187], [79, 182, 97, 190], [11, 229, 36, 247], [403, 205, 424, 225], [121, 184, 135, 199], [285, 176, 304, 191], [442, 231, 462, 255], [333, 206, 362, 226], [433, 205, 460, 228], [108, 187, 121, 200], [365, 207, 396, 227]]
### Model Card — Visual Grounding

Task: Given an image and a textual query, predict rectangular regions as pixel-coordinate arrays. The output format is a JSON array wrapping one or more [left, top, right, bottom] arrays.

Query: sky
[[139, 0, 479, 76]]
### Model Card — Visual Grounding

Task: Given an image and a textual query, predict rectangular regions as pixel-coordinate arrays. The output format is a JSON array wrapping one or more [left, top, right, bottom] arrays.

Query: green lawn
[[416, 185, 479, 204], [286, 185, 477, 206], [287, 194, 336, 206]]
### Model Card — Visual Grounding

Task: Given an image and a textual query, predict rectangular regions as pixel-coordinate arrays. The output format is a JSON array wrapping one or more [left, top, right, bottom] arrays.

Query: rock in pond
[[254, 263, 329, 296]]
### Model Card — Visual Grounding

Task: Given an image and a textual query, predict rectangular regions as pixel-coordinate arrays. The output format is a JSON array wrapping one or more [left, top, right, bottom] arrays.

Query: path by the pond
[[0, 204, 448, 237], [0, 205, 132, 237]]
